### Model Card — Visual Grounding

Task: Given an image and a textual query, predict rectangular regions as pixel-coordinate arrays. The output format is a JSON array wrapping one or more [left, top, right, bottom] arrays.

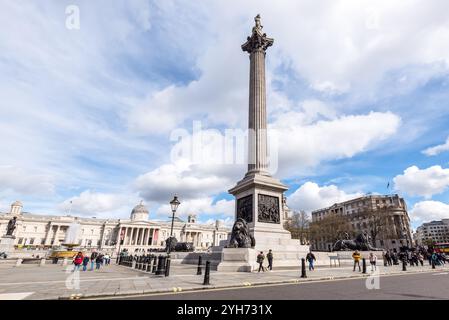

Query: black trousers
[[268, 259, 273, 270], [258, 262, 265, 272]]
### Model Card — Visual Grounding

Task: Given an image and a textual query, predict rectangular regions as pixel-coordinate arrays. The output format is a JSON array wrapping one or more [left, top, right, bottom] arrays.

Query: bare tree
[[365, 205, 398, 247], [285, 210, 310, 245], [309, 212, 354, 251]]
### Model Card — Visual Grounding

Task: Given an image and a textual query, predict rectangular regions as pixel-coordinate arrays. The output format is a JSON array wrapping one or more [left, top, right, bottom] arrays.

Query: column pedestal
[[0, 235, 15, 257], [217, 248, 258, 272]]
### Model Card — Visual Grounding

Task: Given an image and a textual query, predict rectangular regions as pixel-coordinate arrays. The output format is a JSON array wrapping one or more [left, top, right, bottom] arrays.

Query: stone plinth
[[0, 235, 15, 256], [217, 248, 258, 272]]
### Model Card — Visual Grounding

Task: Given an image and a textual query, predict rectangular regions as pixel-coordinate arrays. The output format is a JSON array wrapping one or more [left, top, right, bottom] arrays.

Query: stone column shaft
[[248, 49, 268, 174]]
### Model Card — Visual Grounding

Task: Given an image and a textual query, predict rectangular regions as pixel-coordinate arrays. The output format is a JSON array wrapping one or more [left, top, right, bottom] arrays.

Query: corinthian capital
[[242, 14, 274, 54]]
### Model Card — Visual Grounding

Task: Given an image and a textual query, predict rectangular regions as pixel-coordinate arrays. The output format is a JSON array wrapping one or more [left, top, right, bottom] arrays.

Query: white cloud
[[410, 200, 449, 223], [59, 190, 135, 217], [288, 182, 362, 213], [154, 197, 234, 221], [274, 111, 401, 177], [134, 159, 232, 202], [0, 165, 55, 196], [393, 165, 449, 198], [422, 136, 449, 156]]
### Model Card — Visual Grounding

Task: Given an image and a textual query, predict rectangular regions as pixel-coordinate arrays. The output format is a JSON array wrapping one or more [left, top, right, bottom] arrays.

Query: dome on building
[[130, 201, 149, 221], [11, 201, 23, 207], [10, 201, 23, 215]]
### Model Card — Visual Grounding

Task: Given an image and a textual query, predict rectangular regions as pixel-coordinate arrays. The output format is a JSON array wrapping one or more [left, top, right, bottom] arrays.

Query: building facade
[[414, 220, 449, 246], [311, 194, 412, 251], [0, 201, 229, 255]]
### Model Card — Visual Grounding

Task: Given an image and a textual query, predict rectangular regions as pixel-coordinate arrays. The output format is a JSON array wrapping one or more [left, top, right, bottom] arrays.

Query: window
[[34, 226, 38, 232], [18, 238, 24, 244], [29, 238, 35, 245]]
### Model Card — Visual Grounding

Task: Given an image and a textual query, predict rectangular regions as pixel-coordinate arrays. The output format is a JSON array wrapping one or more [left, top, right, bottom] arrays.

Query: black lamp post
[[165, 195, 180, 276]]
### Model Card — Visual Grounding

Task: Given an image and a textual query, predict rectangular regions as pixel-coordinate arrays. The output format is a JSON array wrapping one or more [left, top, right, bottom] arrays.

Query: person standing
[[90, 251, 98, 271], [369, 252, 377, 271], [257, 251, 265, 272], [306, 251, 316, 271], [266, 250, 273, 271], [95, 253, 104, 270], [418, 252, 424, 266], [72, 252, 83, 272], [104, 253, 110, 266], [385, 251, 392, 266], [352, 250, 361, 272], [82, 255, 90, 271]]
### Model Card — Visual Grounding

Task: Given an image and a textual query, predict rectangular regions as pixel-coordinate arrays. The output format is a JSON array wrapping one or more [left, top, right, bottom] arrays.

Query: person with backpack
[[306, 251, 316, 271], [266, 250, 273, 271], [82, 255, 90, 271], [90, 251, 98, 271], [352, 250, 361, 272], [257, 251, 265, 272], [72, 252, 83, 272]]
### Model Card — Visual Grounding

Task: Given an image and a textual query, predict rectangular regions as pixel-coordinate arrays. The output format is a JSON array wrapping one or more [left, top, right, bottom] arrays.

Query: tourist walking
[[95, 253, 104, 270], [418, 252, 424, 266], [82, 255, 89, 271], [90, 251, 98, 271], [385, 251, 392, 266], [267, 250, 273, 271], [104, 253, 110, 265], [257, 251, 266, 272], [369, 252, 377, 271], [352, 250, 361, 272], [306, 251, 316, 271], [72, 252, 83, 272]]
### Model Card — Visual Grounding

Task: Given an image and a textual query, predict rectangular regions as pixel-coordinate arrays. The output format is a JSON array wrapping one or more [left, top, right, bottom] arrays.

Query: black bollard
[[402, 259, 407, 271], [362, 258, 367, 274], [197, 256, 202, 275], [432, 259, 436, 269], [165, 257, 171, 277], [152, 255, 158, 273], [301, 258, 307, 278], [156, 256, 166, 275], [203, 261, 210, 285]]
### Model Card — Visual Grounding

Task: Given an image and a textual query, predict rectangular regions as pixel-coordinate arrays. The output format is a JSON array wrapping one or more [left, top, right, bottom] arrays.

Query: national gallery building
[[0, 201, 230, 254]]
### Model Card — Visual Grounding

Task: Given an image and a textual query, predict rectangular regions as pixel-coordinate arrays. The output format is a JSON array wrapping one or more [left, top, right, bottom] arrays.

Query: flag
[[387, 182, 390, 189]]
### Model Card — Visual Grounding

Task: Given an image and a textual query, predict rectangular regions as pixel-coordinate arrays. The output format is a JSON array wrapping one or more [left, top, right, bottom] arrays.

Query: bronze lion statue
[[227, 218, 255, 248]]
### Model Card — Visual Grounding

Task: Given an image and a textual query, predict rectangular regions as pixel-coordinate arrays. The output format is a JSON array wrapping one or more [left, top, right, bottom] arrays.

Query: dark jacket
[[267, 252, 273, 260], [257, 254, 265, 264], [82, 256, 90, 266], [306, 253, 316, 262], [96, 254, 104, 263]]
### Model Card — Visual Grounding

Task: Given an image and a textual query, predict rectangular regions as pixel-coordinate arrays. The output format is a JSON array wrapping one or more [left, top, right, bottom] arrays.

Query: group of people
[[351, 251, 378, 271], [383, 248, 447, 267], [256, 250, 274, 272], [72, 251, 111, 272], [256, 250, 319, 272]]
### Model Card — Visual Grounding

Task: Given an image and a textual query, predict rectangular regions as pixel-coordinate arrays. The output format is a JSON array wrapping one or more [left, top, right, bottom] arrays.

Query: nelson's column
[[220, 15, 309, 271]]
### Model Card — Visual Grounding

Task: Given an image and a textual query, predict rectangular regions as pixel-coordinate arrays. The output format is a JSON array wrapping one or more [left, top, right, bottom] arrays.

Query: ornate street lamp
[[165, 195, 180, 276]]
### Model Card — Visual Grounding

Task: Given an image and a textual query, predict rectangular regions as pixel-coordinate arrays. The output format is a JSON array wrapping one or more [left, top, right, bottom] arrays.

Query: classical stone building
[[0, 201, 229, 254], [414, 220, 449, 246], [311, 194, 412, 251]]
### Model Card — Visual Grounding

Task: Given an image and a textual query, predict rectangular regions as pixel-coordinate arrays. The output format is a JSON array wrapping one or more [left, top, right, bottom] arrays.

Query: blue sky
[[1, 1, 449, 229]]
